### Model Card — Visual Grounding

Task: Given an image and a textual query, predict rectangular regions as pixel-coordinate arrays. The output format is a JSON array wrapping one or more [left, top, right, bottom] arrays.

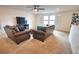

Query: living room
[[0, 5, 79, 54]]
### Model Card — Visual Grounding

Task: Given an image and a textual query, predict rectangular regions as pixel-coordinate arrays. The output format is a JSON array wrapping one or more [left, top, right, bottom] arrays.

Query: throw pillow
[[17, 25, 25, 31], [12, 26, 20, 32]]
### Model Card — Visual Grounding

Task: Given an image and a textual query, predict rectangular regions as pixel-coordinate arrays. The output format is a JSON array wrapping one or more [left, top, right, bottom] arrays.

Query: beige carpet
[[0, 30, 72, 54]]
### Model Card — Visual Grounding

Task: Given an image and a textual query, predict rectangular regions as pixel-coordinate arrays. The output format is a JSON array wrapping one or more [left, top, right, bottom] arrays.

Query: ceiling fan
[[27, 5, 45, 12], [34, 5, 45, 12]]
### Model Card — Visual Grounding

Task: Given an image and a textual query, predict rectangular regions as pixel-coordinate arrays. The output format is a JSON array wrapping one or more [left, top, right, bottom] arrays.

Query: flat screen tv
[[16, 17, 27, 25]]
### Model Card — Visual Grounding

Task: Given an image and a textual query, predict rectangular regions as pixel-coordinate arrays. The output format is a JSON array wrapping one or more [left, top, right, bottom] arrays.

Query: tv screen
[[16, 17, 27, 25]]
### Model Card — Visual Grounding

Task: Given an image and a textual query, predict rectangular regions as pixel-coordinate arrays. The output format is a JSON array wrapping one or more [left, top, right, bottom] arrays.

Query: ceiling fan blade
[[26, 5, 34, 8], [38, 8, 45, 10]]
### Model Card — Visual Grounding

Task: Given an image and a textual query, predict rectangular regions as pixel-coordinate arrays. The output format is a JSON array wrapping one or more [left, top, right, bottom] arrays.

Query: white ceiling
[[0, 5, 79, 14]]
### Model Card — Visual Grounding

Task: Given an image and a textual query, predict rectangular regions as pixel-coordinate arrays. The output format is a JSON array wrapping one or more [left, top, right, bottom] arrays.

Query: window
[[43, 15, 55, 26], [44, 16, 49, 25], [44, 16, 48, 20]]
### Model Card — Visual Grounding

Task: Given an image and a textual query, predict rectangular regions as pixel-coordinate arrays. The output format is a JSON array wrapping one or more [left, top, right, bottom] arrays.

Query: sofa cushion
[[17, 25, 25, 31]]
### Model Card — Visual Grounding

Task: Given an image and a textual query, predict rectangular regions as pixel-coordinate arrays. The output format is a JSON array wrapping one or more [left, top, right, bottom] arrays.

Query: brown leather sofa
[[31, 25, 55, 42], [31, 29, 52, 42], [4, 25, 30, 44]]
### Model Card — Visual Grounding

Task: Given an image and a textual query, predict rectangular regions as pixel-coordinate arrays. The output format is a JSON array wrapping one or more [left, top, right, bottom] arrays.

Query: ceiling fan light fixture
[[34, 8, 38, 12]]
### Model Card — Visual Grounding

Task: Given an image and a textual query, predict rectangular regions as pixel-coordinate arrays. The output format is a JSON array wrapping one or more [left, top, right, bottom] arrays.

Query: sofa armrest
[[14, 30, 30, 37]]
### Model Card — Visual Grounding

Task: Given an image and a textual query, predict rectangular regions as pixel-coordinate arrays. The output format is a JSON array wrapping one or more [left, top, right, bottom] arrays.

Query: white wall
[[55, 12, 72, 32], [55, 11, 79, 32], [34, 14, 43, 28], [0, 7, 36, 35]]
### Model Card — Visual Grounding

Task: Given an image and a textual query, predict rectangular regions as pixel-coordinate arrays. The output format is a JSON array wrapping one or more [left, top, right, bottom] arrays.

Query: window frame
[[43, 15, 55, 26]]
